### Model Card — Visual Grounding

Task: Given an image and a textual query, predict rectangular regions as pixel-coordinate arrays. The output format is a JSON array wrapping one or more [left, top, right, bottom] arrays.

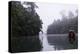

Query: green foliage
[[10, 1, 42, 37], [9, 1, 43, 52]]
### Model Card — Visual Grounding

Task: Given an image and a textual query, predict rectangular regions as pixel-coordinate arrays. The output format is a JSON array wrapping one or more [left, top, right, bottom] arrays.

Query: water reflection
[[39, 32, 55, 51], [39, 32, 78, 51]]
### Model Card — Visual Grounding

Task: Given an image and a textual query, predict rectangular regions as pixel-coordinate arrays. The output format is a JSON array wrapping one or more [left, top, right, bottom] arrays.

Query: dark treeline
[[11, 1, 42, 37], [9, 1, 42, 52], [47, 11, 78, 34]]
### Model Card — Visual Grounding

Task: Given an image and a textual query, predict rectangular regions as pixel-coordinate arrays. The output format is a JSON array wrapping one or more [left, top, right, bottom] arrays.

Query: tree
[[9, 1, 42, 52], [47, 11, 78, 34], [10, 1, 42, 37], [22, 2, 38, 15]]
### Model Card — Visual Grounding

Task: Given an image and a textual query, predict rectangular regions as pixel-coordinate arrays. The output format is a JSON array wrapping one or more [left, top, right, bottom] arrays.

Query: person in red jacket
[[68, 30, 75, 44]]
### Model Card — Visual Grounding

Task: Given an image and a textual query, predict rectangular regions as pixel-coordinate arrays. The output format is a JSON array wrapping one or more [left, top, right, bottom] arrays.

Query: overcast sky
[[35, 2, 77, 33]]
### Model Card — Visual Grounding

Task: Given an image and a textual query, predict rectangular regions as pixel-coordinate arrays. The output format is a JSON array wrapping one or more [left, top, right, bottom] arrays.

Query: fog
[[35, 2, 77, 33]]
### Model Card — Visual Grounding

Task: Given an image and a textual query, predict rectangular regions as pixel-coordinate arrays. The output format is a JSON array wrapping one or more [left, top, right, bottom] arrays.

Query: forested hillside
[[47, 11, 78, 34]]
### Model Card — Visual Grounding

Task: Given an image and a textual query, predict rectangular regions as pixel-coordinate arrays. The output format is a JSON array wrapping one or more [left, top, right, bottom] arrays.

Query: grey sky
[[35, 2, 77, 33]]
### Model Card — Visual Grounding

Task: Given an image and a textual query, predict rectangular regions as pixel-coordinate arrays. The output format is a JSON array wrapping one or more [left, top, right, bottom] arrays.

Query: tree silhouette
[[9, 1, 42, 52]]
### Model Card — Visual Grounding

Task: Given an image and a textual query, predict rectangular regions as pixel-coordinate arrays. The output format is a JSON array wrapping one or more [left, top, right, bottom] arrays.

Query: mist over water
[[36, 3, 77, 33], [36, 3, 78, 51]]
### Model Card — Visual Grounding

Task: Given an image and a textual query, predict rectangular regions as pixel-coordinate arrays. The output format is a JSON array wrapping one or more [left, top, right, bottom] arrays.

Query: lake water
[[39, 33, 55, 51], [39, 33, 78, 51]]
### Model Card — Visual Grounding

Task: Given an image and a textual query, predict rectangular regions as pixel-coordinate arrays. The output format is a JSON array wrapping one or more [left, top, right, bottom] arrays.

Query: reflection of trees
[[9, 1, 42, 52], [47, 11, 78, 34]]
